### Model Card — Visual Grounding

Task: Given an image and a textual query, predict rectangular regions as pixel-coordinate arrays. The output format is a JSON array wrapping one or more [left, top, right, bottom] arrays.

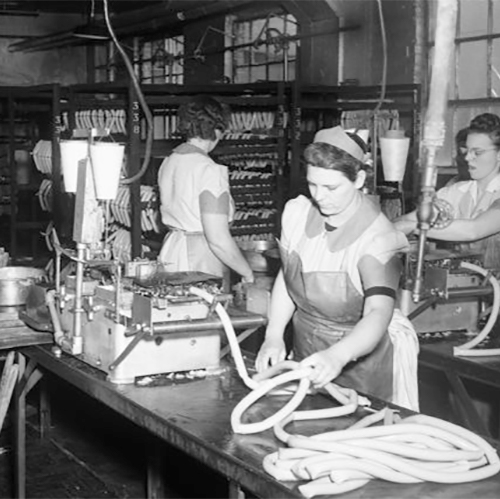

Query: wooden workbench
[[419, 337, 500, 438], [12, 342, 500, 499]]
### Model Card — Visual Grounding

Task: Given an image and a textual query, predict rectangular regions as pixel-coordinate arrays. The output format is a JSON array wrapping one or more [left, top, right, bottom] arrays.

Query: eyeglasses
[[459, 146, 498, 158]]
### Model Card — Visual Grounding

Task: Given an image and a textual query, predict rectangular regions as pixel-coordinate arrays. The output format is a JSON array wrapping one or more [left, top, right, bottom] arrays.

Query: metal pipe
[[9, 31, 76, 52], [407, 286, 492, 321], [71, 243, 86, 355], [413, 0, 458, 302]]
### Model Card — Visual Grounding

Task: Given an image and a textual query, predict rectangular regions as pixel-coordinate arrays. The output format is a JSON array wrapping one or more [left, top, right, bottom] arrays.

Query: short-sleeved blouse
[[158, 143, 235, 232], [436, 173, 500, 267], [280, 195, 409, 294]]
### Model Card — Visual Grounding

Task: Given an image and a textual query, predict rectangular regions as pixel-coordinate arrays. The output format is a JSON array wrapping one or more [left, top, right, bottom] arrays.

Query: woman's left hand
[[299, 349, 347, 388], [393, 218, 417, 236]]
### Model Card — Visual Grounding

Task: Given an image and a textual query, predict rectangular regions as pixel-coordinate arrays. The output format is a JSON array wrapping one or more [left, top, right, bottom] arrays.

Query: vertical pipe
[[8, 93, 17, 258], [413, 0, 458, 302], [72, 243, 86, 354]]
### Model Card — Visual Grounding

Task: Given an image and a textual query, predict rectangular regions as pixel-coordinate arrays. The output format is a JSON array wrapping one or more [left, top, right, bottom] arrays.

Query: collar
[[173, 142, 210, 156], [457, 173, 500, 194], [305, 194, 380, 252]]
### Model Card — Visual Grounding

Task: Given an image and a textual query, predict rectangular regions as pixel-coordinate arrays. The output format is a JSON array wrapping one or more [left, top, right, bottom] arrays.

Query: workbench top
[[21, 344, 500, 499], [419, 337, 500, 387], [0, 312, 52, 351]]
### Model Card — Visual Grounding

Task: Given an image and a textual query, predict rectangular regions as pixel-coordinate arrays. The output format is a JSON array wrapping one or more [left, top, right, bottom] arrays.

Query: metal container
[[239, 240, 280, 274], [0, 266, 46, 307]]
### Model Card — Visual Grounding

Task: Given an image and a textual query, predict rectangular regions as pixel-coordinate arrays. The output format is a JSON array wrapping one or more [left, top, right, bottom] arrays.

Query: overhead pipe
[[9, 30, 78, 52], [8, 0, 255, 53], [108, 0, 255, 39]]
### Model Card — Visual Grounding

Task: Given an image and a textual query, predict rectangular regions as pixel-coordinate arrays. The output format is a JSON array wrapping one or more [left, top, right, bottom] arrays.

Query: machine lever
[[108, 327, 149, 371]]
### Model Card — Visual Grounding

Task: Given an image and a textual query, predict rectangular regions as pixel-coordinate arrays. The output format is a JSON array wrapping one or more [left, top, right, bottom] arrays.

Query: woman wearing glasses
[[394, 113, 500, 268]]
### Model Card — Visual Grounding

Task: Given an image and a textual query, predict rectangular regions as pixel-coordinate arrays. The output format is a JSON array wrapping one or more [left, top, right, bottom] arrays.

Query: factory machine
[[399, 246, 492, 335], [23, 130, 265, 384]]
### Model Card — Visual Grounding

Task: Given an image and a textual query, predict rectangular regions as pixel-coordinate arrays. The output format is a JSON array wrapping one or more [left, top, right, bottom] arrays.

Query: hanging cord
[[370, 0, 388, 190], [373, 0, 388, 115], [102, 0, 153, 185]]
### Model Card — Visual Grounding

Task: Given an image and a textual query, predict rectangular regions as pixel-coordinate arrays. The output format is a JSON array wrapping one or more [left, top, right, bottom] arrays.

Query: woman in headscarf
[[256, 126, 419, 410]]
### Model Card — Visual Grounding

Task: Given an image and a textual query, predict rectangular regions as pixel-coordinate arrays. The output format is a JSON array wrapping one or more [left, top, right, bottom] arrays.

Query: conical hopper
[[380, 130, 410, 182], [89, 142, 125, 200], [60, 140, 88, 193]]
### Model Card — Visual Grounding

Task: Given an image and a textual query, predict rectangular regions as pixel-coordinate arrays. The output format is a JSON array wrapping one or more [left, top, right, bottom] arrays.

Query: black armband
[[364, 286, 396, 299]]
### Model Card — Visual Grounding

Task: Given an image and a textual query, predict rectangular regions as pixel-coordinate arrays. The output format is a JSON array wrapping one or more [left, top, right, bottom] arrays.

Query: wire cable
[[102, 0, 153, 185]]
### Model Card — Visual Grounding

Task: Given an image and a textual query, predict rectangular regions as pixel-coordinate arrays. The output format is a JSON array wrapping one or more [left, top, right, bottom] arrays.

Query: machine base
[[60, 308, 221, 384]]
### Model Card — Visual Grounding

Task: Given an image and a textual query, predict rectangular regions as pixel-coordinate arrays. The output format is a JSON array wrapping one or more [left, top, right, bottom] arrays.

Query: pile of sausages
[[231, 363, 500, 497], [264, 407, 500, 497], [189, 287, 500, 497]]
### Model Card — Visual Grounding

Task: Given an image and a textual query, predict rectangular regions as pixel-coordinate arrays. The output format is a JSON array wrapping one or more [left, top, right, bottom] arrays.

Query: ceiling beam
[[8, 0, 257, 52]]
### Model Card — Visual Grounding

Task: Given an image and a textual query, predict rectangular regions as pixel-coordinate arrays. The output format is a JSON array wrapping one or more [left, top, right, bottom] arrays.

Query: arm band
[[364, 286, 396, 299]]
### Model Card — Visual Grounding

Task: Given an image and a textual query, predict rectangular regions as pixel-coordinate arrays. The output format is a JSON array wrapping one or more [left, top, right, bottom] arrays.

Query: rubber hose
[[454, 261, 500, 356]]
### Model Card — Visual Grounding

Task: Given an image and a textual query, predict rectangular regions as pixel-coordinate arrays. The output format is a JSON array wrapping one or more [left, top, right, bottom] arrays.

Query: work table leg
[[13, 352, 26, 499], [147, 440, 168, 499], [39, 378, 51, 439], [228, 480, 245, 499]]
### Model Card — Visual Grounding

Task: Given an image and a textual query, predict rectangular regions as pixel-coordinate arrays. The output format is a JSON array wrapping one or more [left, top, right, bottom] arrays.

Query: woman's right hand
[[255, 337, 286, 373], [241, 272, 255, 285]]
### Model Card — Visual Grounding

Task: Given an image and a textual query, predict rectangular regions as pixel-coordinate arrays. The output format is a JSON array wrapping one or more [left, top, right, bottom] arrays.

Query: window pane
[[268, 63, 283, 81], [494, 0, 500, 32], [268, 16, 284, 32], [235, 67, 249, 84], [229, 13, 296, 83], [252, 19, 265, 41], [252, 47, 268, 65], [492, 39, 500, 97], [459, 0, 488, 37], [251, 65, 266, 82], [287, 37, 297, 58], [457, 41, 487, 98], [266, 46, 282, 64]]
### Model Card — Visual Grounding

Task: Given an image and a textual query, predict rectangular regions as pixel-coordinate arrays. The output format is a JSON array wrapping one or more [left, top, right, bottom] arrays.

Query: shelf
[[230, 225, 276, 236], [60, 81, 289, 259]]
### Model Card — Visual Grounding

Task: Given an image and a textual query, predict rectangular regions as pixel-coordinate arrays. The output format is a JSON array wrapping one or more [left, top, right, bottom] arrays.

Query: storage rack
[[57, 83, 148, 260], [0, 85, 59, 262], [289, 83, 421, 206], [129, 82, 289, 255], [57, 81, 289, 259]]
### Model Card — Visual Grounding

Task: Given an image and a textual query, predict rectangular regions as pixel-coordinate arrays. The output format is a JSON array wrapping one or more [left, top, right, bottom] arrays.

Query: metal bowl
[[237, 239, 277, 252], [0, 266, 46, 307], [239, 240, 280, 274]]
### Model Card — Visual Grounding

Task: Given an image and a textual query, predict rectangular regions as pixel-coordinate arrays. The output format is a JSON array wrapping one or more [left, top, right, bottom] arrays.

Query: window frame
[[226, 10, 298, 84]]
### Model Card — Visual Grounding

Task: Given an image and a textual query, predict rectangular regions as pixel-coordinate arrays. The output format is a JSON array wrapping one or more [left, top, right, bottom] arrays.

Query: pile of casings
[[190, 287, 500, 498]]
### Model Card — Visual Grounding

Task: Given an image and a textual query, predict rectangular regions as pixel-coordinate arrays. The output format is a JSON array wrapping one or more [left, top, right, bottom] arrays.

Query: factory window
[[133, 36, 184, 84], [226, 12, 298, 83], [93, 36, 184, 84], [429, 0, 500, 168]]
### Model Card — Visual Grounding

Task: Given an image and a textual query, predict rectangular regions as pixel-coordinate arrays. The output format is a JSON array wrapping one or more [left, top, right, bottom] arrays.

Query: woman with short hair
[[158, 96, 254, 285]]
